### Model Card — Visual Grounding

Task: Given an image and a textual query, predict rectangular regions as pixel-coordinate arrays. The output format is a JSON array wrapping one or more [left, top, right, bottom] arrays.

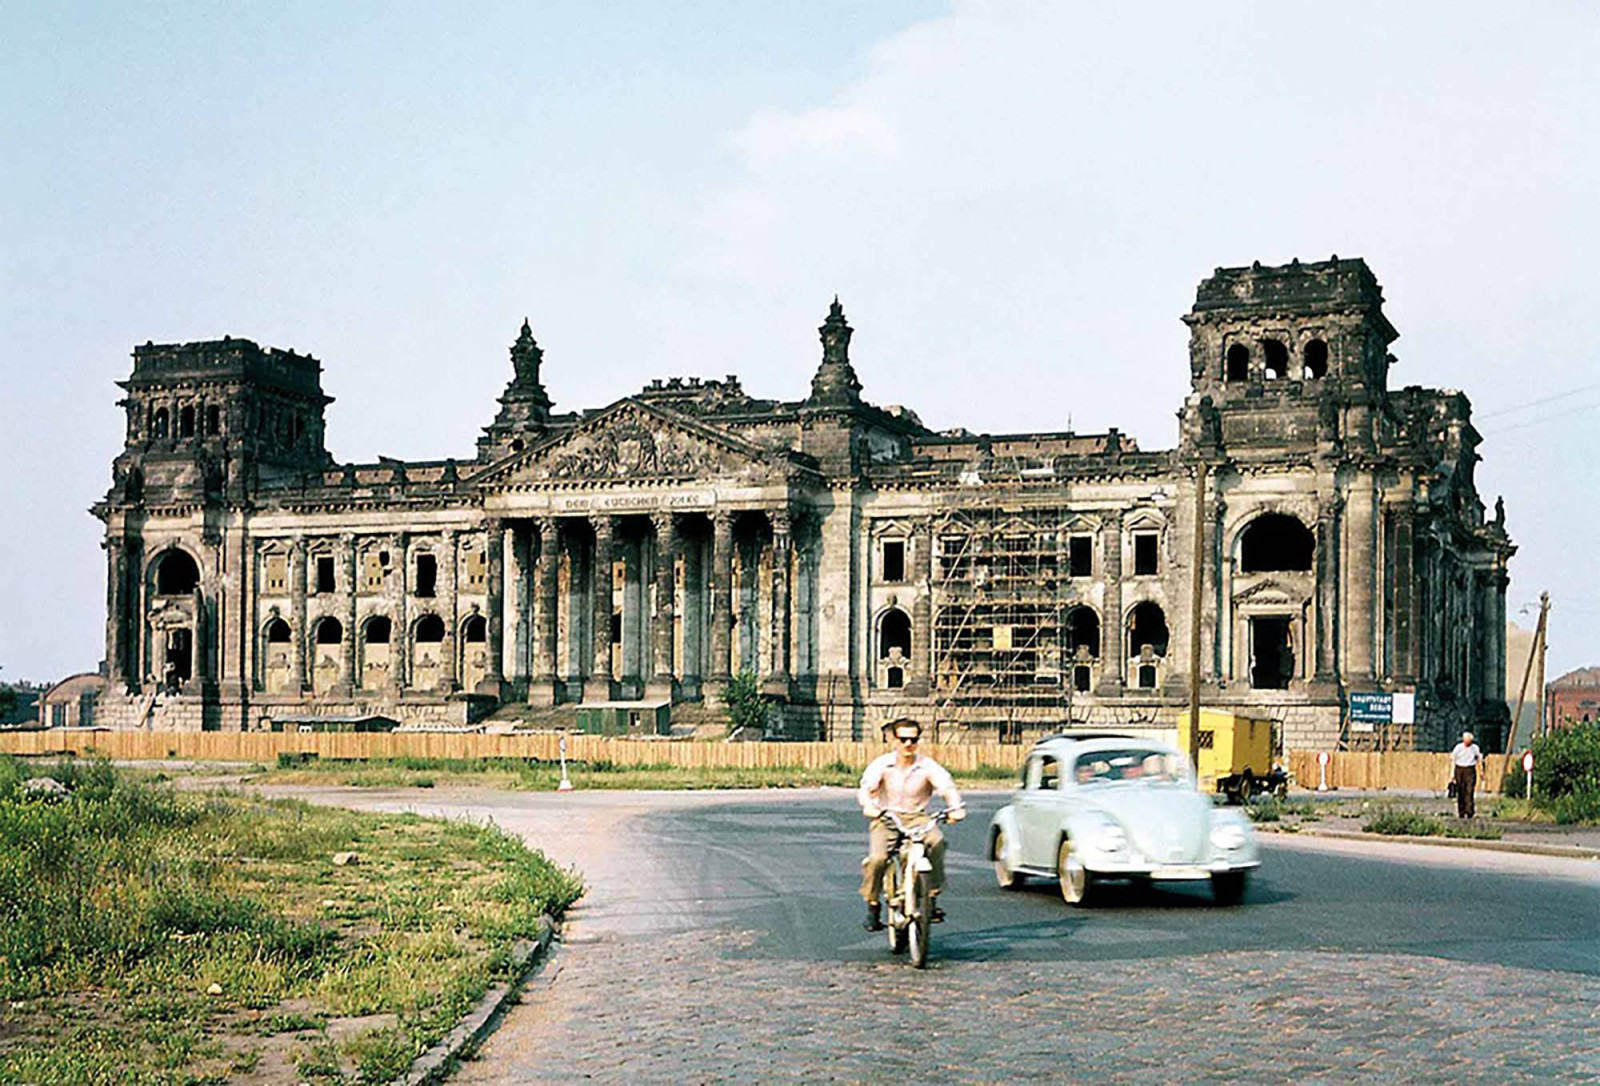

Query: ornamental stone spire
[[807, 296, 862, 408], [478, 317, 554, 460]]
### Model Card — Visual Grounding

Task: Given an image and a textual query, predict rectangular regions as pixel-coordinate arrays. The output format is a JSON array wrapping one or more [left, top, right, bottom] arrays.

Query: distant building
[[36, 673, 109, 729], [0, 681, 46, 727], [89, 258, 1513, 749], [1545, 667, 1600, 730]]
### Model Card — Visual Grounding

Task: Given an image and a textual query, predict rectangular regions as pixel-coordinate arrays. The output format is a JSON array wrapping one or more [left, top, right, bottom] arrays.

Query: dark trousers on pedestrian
[[1454, 764, 1477, 818]]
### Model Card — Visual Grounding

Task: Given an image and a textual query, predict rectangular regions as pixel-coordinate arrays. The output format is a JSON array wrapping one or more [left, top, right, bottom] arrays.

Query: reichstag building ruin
[[92, 258, 1514, 749]]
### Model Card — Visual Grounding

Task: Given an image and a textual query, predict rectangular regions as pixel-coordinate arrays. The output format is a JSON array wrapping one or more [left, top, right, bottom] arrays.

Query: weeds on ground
[[1363, 808, 1446, 837]]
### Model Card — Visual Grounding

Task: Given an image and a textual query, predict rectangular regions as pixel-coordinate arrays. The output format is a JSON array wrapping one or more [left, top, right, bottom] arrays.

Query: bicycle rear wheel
[[908, 870, 930, 969]]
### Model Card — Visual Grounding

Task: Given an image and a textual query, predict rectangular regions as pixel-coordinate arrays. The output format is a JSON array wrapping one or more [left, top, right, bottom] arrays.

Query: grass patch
[[252, 754, 1023, 791], [0, 755, 583, 1084], [1363, 808, 1446, 837]]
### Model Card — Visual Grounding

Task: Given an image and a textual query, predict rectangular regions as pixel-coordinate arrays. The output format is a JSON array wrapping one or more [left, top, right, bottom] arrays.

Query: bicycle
[[878, 809, 953, 969]]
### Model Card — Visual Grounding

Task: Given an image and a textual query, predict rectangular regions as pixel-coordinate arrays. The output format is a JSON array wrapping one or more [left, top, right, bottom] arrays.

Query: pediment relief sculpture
[[1232, 577, 1308, 607]]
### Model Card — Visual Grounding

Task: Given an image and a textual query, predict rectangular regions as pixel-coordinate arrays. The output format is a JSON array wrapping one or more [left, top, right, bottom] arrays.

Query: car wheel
[[1211, 870, 1248, 906], [1057, 838, 1093, 906], [993, 829, 1021, 890]]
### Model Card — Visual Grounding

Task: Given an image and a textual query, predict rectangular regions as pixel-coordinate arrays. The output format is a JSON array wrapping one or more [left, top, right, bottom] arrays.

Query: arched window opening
[[414, 615, 445, 643], [1261, 339, 1289, 380], [1066, 607, 1100, 659], [1302, 339, 1329, 380], [879, 608, 912, 659], [179, 405, 196, 438], [1128, 602, 1170, 659], [315, 617, 344, 645], [364, 616, 392, 644], [265, 618, 291, 643], [1225, 344, 1250, 382], [153, 407, 170, 438], [155, 550, 200, 596], [463, 615, 487, 643], [1239, 513, 1315, 573], [206, 405, 222, 436]]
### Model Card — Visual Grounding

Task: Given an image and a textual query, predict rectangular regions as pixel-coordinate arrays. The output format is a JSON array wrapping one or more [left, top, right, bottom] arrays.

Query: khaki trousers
[[860, 816, 946, 904]]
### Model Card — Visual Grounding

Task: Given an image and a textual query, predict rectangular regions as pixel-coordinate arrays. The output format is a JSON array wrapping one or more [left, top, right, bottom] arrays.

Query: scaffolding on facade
[[931, 498, 1080, 742]]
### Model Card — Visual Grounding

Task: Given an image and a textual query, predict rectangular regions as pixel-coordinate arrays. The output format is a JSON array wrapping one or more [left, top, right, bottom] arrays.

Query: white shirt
[[858, 752, 963, 814], [1451, 742, 1482, 768]]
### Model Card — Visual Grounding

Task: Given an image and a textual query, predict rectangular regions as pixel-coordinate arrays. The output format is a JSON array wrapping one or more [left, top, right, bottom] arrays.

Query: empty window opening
[[887, 666, 904, 689], [1138, 664, 1158, 689], [880, 608, 912, 660], [881, 540, 906, 583], [1128, 601, 1170, 659], [179, 405, 196, 438], [1069, 535, 1092, 577], [610, 612, 622, 644], [153, 407, 170, 438], [1226, 344, 1250, 382], [1302, 338, 1329, 380], [316, 555, 336, 593], [1250, 616, 1295, 689], [463, 615, 487, 644], [414, 614, 445, 643], [314, 617, 344, 645], [364, 616, 392, 645], [206, 405, 222, 436], [166, 628, 193, 684], [265, 618, 291, 644], [1133, 532, 1159, 576], [415, 553, 438, 597], [1239, 513, 1315, 573], [1073, 665, 1092, 693], [1066, 607, 1100, 659], [155, 550, 200, 596], [1261, 339, 1289, 379]]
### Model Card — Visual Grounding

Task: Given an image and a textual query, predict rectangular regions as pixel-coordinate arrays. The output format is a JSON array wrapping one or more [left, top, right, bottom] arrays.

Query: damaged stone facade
[[93, 259, 1514, 749]]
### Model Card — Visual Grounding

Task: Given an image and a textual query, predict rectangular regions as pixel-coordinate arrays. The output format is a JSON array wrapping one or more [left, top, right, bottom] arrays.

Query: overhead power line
[[1478, 381, 1600, 420]]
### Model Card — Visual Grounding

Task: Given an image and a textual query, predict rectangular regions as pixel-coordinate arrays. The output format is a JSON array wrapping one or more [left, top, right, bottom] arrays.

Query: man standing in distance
[[858, 718, 965, 932], [1450, 730, 1483, 818]]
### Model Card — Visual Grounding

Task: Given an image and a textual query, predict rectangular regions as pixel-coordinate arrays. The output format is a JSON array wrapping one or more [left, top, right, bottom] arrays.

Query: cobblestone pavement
[[263, 787, 1599, 1083]]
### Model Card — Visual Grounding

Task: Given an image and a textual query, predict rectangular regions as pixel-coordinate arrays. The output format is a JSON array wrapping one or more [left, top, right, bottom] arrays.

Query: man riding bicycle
[[859, 717, 965, 932]]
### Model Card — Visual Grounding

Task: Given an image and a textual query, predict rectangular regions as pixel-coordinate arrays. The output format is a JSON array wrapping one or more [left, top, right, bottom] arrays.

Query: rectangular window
[[1134, 532, 1159, 576], [362, 552, 385, 591], [881, 539, 905, 582], [316, 555, 336, 593], [1069, 535, 1092, 578], [52, 704, 66, 727], [264, 554, 287, 593], [415, 553, 438, 597], [465, 549, 487, 589]]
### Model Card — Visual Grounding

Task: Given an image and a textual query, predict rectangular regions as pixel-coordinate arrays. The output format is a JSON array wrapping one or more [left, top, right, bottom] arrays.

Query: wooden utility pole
[[1188, 462, 1207, 773], [1504, 592, 1549, 770]]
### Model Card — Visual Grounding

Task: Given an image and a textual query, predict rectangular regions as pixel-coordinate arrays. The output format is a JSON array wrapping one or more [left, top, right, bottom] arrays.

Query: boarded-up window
[[464, 548, 487, 589], [362, 551, 386, 591], [993, 625, 1013, 651], [264, 554, 288, 593]]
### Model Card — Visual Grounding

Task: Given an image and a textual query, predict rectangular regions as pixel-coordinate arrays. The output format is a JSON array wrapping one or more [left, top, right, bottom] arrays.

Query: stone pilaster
[[529, 517, 559, 705], [708, 511, 734, 688], [290, 537, 308, 692], [1315, 498, 1341, 681], [394, 532, 410, 692], [442, 530, 460, 691], [1390, 505, 1417, 681], [105, 537, 127, 687], [909, 519, 931, 696], [765, 510, 792, 694], [1097, 511, 1125, 694], [1345, 479, 1377, 682], [478, 519, 507, 698], [585, 516, 616, 702], [509, 524, 532, 698], [339, 533, 358, 696]]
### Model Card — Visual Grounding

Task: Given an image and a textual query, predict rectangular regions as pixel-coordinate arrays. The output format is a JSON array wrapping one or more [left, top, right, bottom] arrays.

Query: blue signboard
[[1349, 692, 1393, 724]]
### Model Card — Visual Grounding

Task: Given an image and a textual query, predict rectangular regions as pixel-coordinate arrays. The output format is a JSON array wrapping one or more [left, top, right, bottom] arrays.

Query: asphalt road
[[269, 786, 1600, 1081]]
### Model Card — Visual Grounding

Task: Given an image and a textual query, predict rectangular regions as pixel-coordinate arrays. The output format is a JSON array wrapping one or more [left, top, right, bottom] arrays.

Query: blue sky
[[2, 1, 1597, 685]]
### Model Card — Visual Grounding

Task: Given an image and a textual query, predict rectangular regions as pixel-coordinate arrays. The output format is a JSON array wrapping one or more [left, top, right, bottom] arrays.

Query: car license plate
[[1150, 865, 1208, 880]]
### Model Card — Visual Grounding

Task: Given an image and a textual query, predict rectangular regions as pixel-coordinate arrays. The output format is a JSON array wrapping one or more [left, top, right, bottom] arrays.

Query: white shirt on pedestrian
[[1451, 741, 1482, 767]]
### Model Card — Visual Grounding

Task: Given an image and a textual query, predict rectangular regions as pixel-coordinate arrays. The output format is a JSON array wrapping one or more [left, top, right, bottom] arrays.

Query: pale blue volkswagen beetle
[[988, 734, 1260, 906]]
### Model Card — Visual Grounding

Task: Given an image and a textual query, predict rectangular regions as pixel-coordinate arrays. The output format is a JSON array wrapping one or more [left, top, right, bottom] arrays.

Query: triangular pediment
[[472, 399, 779, 487], [1232, 577, 1307, 607]]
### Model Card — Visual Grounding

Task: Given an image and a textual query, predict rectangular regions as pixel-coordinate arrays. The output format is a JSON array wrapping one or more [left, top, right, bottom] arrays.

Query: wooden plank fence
[[0, 730, 1501, 791]]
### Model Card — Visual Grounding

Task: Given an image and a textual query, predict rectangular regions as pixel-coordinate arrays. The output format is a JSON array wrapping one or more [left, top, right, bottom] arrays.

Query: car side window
[[1040, 756, 1060, 791]]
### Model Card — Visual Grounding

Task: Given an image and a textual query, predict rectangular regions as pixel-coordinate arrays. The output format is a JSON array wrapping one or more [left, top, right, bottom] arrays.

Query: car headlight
[[1211, 823, 1247, 851], [1088, 821, 1126, 853]]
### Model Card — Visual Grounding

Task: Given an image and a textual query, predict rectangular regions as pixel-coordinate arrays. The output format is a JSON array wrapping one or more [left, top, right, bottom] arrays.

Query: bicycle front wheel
[[908, 869, 930, 969], [886, 858, 907, 953]]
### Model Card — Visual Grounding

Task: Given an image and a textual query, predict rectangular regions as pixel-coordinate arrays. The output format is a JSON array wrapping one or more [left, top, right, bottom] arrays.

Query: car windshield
[[1072, 748, 1186, 785]]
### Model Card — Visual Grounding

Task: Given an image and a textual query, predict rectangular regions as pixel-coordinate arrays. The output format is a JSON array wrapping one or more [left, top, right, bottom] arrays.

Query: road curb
[[1273, 826, 1600, 860], [398, 915, 559, 1086]]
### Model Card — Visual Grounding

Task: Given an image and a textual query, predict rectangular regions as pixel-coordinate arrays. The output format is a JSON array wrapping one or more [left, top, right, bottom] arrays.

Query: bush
[[1530, 720, 1600, 799], [725, 670, 769, 737], [1363, 809, 1444, 837]]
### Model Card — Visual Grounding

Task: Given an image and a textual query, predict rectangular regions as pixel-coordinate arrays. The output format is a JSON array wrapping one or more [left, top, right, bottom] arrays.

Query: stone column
[[1390, 506, 1417, 681], [442, 530, 461, 691], [290, 537, 308, 692], [340, 533, 358, 695], [765, 510, 792, 693], [909, 518, 932, 696], [509, 524, 532, 698], [585, 516, 615, 702], [479, 519, 507, 697], [530, 517, 559, 705], [708, 511, 734, 689], [1345, 479, 1378, 682], [105, 537, 127, 688], [1097, 512, 1124, 694], [394, 533, 410, 692], [1314, 497, 1341, 681], [648, 513, 677, 698]]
